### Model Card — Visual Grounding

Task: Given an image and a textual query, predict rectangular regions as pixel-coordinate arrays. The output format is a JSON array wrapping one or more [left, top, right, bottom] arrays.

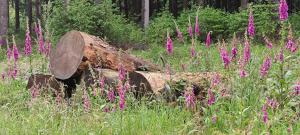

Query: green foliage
[[290, 12, 300, 37], [48, 0, 143, 46], [146, 10, 175, 45]]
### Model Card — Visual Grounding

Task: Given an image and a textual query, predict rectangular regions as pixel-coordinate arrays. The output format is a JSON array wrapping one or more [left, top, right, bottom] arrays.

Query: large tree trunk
[[15, 0, 20, 33], [0, 0, 9, 46], [240, 0, 248, 10], [141, 0, 149, 28], [26, 0, 33, 32], [35, 0, 41, 21], [50, 30, 161, 80]]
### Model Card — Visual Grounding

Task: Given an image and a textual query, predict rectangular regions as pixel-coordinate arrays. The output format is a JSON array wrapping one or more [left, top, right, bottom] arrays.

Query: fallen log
[[26, 74, 63, 96], [50, 30, 161, 80]]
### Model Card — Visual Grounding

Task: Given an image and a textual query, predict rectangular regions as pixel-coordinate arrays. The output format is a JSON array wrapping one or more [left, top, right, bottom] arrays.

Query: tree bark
[[141, 0, 149, 28], [0, 0, 9, 46], [240, 0, 248, 10], [50, 30, 161, 80], [15, 0, 20, 33], [35, 0, 41, 22], [26, 0, 33, 33]]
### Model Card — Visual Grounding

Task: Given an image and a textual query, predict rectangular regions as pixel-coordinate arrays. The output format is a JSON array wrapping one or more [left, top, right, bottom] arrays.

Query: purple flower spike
[[260, 56, 272, 77], [243, 39, 251, 63], [195, 15, 200, 36], [279, 0, 288, 21], [184, 89, 196, 109], [166, 32, 173, 55], [220, 47, 231, 69], [206, 31, 211, 48], [82, 89, 91, 112], [248, 8, 255, 38], [207, 89, 215, 106]]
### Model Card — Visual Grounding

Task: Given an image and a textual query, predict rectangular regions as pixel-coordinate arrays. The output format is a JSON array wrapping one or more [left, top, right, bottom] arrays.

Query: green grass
[[1, 40, 300, 134]]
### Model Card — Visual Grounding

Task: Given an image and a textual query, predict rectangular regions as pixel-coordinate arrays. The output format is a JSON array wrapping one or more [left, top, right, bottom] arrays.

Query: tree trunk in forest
[[183, 0, 188, 9], [35, 0, 41, 21], [95, 0, 101, 4], [171, 0, 178, 17], [50, 30, 161, 80], [141, 0, 149, 28], [197, 0, 205, 6], [15, 0, 20, 33], [0, 0, 9, 46], [26, 0, 33, 33], [240, 0, 248, 10]]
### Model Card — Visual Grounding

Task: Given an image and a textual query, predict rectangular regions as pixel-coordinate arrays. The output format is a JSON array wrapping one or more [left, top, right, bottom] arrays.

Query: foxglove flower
[[188, 16, 193, 38], [248, 8, 255, 38], [220, 47, 231, 68], [190, 46, 196, 57], [36, 21, 44, 54], [1, 73, 5, 80], [207, 89, 215, 106], [262, 105, 268, 124], [231, 47, 238, 60], [206, 31, 211, 48], [25, 28, 32, 56], [279, 0, 288, 21], [260, 56, 272, 77], [7, 46, 12, 60], [212, 114, 217, 124], [13, 44, 19, 61], [174, 21, 184, 42], [107, 88, 115, 102], [82, 89, 91, 112], [118, 64, 126, 81], [99, 77, 105, 95], [195, 15, 200, 36], [118, 86, 125, 111], [211, 74, 221, 88], [243, 39, 251, 63], [184, 89, 196, 109], [239, 59, 248, 78], [166, 32, 173, 55], [264, 37, 273, 49], [294, 83, 300, 95], [266, 97, 278, 109]]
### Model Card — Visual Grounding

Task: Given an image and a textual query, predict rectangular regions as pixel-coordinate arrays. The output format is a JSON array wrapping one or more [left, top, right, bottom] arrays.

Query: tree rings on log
[[50, 30, 161, 80]]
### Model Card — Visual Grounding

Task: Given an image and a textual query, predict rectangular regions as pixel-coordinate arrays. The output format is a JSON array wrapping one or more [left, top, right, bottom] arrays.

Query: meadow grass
[[0, 41, 300, 135]]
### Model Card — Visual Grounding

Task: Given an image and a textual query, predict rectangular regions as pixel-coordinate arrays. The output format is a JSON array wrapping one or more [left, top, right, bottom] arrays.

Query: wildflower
[[45, 41, 51, 57], [7, 46, 12, 60], [118, 86, 125, 111], [279, 0, 288, 21], [188, 16, 193, 38], [55, 91, 63, 105], [184, 89, 196, 109], [195, 15, 200, 36], [260, 56, 272, 77], [219, 45, 231, 69], [206, 31, 211, 48], [1, 73, 5, 80], [285, 26, 298, 53], [13, 44, 19, 62], [190, 46, 196, 57], [118, 63, 126, 81], [207, 89, 215, 106], [107, 88, 115, 102], [211, 74, 221, 88], [243, 38, 251, 63], [294, 83, 300, 95], [231, 47, 238, 60], [266, 97, 278, 109], [275, 48, 284, 63], [174, 21, 184, 42], [248, 8, 255, 38], [93, 87, 97, 97], [82, 89, 91, 112], [166, 32, 173, 55], [262, 105, 268, 124], [36, 21, 44, 54], [212, 114, 217, 124], [99, 77, 105, 95], [30, 85, 40, 100], [264, 37, 273, 49], [103, 106, 110, 113], [25, 27, 32, 56], [287, 127, 292, 134], [239, 58, 248, 78]]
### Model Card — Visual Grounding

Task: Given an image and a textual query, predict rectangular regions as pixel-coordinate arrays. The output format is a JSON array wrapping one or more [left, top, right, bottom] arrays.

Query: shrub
[[48, 0, 143, 47], [145, 10, 175, 45], [289, 12, 300, 37]]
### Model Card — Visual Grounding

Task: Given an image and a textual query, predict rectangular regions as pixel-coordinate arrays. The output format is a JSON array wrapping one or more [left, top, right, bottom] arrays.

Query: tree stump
[[50, 30, 161, 80]]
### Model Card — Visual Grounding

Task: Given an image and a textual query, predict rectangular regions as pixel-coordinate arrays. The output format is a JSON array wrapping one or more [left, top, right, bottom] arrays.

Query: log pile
[[27, 30, 222, 101]]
